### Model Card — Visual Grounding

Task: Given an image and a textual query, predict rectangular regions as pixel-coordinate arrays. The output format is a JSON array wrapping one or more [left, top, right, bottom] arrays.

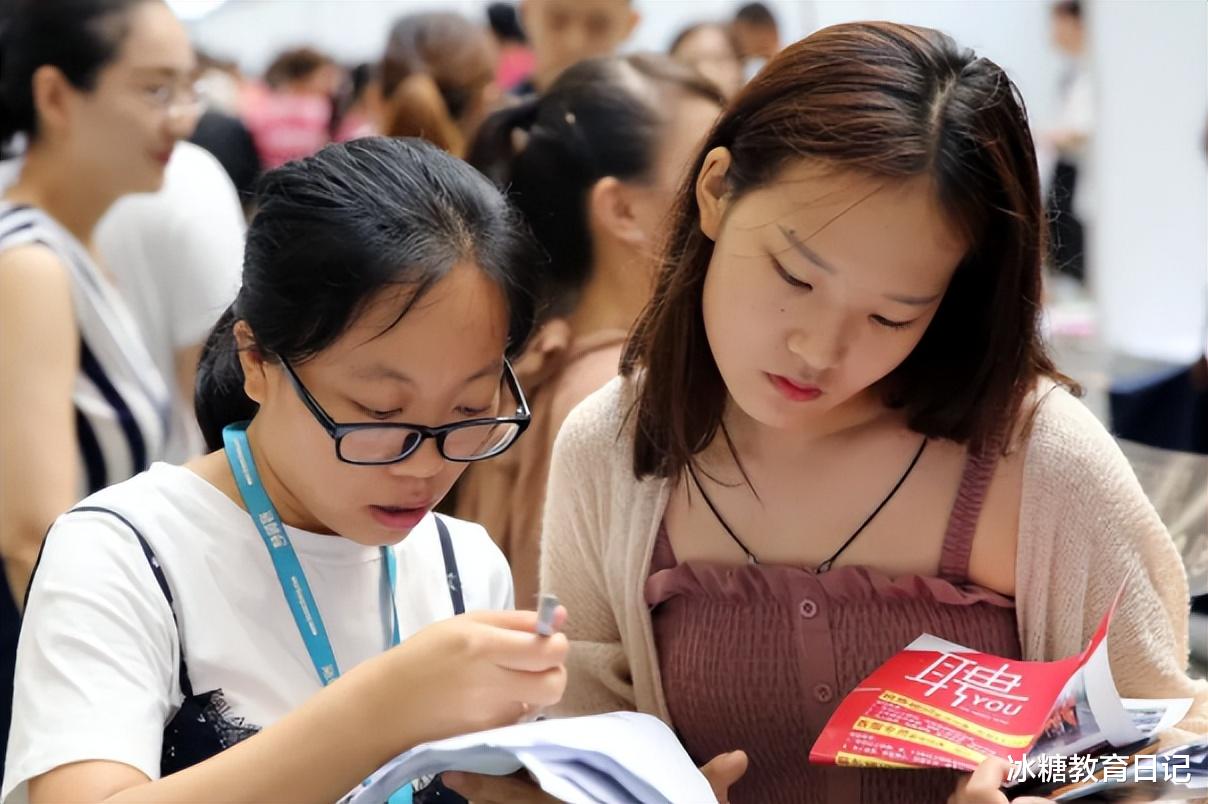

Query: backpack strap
[[434, 515, 465, 615], [67, 506, 195, 697]]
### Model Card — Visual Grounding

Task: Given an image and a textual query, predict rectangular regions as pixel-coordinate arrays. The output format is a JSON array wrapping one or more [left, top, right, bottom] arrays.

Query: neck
[[565, 244, 648, 340], [242, 418, 333, 534], [720, 387, 893, 464], [5, 144, 119, 247]]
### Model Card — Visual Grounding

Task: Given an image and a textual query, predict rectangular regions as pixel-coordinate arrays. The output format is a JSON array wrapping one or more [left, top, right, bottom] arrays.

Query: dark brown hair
[[622, 21, 1072, 479], [264, 47, 330, 89], [379, 12, 494, 155]]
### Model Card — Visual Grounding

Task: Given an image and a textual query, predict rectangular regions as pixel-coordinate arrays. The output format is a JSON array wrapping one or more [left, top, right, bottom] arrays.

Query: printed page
[[341, 712, 714, 804]]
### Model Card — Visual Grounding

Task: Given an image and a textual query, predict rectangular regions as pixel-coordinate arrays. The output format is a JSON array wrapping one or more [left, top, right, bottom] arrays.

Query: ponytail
[[464, 97, 539, 187], [194, 303, 258, 452]]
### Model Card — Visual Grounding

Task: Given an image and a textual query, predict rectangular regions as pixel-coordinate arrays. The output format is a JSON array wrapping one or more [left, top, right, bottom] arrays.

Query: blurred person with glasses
[[0, 0, 197, 779], [3, 138, 569, 804]]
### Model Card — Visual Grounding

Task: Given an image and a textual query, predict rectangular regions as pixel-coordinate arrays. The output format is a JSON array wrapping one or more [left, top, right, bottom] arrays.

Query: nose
[[387, 437, 445, 480], [165, 103, 201, 141], [786, 316, 848, 375]]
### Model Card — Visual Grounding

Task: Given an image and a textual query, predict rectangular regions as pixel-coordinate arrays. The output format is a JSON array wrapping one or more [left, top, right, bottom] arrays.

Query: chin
[[748, 386, 845, 431], [129, 162, 168, 195], [349, 525, 408, 548]]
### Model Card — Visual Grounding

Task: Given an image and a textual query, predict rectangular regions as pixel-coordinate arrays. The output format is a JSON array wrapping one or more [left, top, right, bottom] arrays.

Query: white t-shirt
[[2, 463, 512, 804], [95, 142, 246, 462]]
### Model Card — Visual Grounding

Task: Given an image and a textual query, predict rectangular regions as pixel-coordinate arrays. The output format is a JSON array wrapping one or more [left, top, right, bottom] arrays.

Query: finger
[[461, 609, 543, 631], [494, 664, 567, 709], [473, 626, 570, 673], [967, 757, 1010, 790], [441, 771, 558, 803], [465, 606, 568, 634], [700, 750, 748, 803], [952, 758, 1011, 804], [947, 767, 973, 803]]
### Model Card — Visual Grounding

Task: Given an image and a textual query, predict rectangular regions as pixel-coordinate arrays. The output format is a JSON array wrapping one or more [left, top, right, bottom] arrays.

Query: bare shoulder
[[0, 244, 76, 361], [965, 383, 1063, 597], [968, 439, 1025, 596], [967, 379, 1097, 596], [0, 242, 71, 292]]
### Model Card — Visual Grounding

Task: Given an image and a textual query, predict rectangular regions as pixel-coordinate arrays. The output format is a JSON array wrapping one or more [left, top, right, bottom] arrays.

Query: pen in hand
[[520, 593, 562, 723], [535, 593, 559, 637]]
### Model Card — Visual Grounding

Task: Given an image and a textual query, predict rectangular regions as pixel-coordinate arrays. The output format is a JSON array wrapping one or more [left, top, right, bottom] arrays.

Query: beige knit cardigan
[[539, 376, 1208, 742]]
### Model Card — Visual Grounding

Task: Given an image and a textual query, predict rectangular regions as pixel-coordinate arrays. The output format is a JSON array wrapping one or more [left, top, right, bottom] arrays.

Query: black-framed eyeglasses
[[279, 358, 531, 465]]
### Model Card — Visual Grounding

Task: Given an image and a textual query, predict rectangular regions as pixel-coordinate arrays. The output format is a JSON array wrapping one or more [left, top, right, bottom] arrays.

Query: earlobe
[[695, 146, 733, 242], [233, 320, 268, 405]]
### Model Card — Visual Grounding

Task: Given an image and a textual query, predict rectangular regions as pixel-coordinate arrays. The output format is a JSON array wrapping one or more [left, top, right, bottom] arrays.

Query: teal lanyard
[[222, 422, 400, 685]]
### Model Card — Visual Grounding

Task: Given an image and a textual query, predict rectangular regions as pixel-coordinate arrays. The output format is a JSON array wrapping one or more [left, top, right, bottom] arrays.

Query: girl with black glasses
[[3, 137, 567, 804]]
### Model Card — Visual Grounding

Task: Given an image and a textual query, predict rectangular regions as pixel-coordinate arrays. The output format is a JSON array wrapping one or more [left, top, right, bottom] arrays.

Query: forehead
[[730, 160, 969, 292], [315, 263, 510, 372], [109, 2, 195, 75]]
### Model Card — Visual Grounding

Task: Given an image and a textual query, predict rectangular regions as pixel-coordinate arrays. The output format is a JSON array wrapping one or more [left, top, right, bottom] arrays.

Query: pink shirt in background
[[495, 45, 536, 92], [242, 87, 332, 170]]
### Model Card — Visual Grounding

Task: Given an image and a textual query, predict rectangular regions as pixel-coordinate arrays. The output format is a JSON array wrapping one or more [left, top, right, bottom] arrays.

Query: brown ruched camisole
[[646, 441, 1021, 803]]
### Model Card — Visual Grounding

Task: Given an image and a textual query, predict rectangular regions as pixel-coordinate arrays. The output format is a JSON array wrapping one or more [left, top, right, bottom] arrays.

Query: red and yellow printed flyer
[[809, 586, 1190, 774]]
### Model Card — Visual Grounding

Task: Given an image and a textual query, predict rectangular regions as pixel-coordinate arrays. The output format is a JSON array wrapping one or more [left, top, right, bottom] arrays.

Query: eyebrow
[[352, 360, 503, 387], [777, 225, 942, 307], [128, 66, 191, 78]]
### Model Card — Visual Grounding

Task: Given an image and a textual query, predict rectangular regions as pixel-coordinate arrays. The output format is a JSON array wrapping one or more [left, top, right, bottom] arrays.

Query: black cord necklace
[[685, 437, 929, 572]]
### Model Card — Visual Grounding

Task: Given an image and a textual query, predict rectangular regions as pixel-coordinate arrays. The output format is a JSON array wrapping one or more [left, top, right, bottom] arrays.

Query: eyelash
[[363, 405, 491, 420], [773, 260, 812, 291], [773, 257, 917, 330], [870, 315, 913, 330]]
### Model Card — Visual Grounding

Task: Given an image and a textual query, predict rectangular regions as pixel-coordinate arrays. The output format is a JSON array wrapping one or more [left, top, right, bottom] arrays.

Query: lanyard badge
[[222, 422, 400, 685]]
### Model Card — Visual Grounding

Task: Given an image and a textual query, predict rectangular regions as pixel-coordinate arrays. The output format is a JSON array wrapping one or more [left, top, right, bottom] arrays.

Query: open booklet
[[809, 584, 1205, 800], [337, 711, 715, 804]]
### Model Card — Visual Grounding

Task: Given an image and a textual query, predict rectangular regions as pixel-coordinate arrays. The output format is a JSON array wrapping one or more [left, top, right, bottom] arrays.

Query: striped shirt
[[0, 203, 170, 498]]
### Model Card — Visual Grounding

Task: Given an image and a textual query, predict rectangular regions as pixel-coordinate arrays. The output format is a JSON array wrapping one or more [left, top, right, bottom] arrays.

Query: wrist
[[347, 645, 435, 759]]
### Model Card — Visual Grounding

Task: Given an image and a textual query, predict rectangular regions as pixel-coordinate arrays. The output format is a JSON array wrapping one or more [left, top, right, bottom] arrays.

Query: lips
[[368, 503, 431, 531], [767, 372, 823, 402]]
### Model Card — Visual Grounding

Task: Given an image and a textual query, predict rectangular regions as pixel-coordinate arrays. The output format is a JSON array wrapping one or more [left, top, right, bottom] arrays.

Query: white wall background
[[1087, 0, 1207, 363], [178, 1, 811, 77], [176, 0, 1208, 362], [180, 0, 1062, 127]]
